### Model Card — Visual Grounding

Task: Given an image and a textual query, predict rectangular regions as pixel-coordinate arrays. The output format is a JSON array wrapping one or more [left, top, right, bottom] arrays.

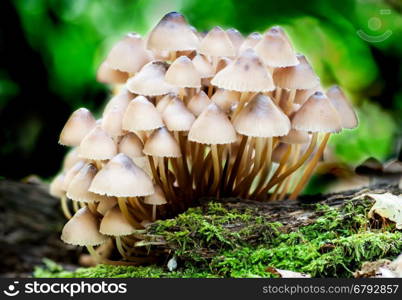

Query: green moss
[[35, 199, 402, 278]]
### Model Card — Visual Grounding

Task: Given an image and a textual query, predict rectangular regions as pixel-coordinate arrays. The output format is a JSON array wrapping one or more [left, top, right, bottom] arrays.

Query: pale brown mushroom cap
[[238, 32, 262, 53], [101, 104, 126, 138], [62, 147, 81, 171], [96, 61, 128, 84], [67, 163, 105, 203], [122, 96, 164, 132], [165, 56, 201, 88], [79, 126, 117, 160], [118, 133, 144, 158], [89, 153, 154, 197], [132, 156, 153, 178], [162, 97, 196, 131], [105, 33, 151, 73], [198, 26, 236, 58], [146, 12, 199, 52], [255, 26, 298, 68], [215, 57, 233, 73], [62, 160, 86, 190], [144, 185, 167, 205], [281, 129, 310, 144], [156, 93, 175, 113], [59, 108, 96, 147], [97, 197, 117, 216], [126, 61, 177, 96], [67, 164, 103, 203], [211, 48, 275, 92], [49, 173, 65, 198], [192, 54, 214, 78], [234, 94, 291, 137], [211, 88, 240, 114], [100, 207, 136, 236], [294, 85, 322, 105], [103, 88, 133, 115], [143, 127, 182, 157], [61, 207, 107, 246], [188, 102, 237, 144], [226, 28, 244, 54], [292, 91, 342, 133], [187, 90, 211, 116], [273, 54, 320, 89], [327, 86, 358, 129]]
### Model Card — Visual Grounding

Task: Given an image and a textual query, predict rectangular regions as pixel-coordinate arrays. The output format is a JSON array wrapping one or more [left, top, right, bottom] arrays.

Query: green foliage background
[[0, 0, 401, 181]]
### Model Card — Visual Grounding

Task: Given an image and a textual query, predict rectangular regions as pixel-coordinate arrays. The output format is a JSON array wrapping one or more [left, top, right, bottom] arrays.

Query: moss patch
[[35, 198, 402, 278]]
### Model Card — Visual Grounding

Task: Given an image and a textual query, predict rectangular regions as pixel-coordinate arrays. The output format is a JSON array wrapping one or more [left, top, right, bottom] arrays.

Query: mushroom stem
[[60, 195, 72, 219], [87, 202, 97, 215], [225, 135, 248, 194], [278, 144, 300, 200], [158, 157, 174, 202], [86, 245, 104, 263], [207, 85, 214, 98], [130, 197, 150, 220], [274, 88, 282, 104], [234, 137, 255, 191], [118, 197, 142, 228], [284, 89, 296, 115], [289, 133, 330, 200], [148, 156, 162, 188], [72, 200, 80, 212], [152, 205, 156, 221], [263, 132, 318, 194], [250, 137, 273, 198], [116, 236, 128, 259], [210, 144, 221, 195]]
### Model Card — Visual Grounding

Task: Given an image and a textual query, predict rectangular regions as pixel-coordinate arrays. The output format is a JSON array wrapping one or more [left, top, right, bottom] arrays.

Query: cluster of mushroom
[[49, 12, 358, 264]]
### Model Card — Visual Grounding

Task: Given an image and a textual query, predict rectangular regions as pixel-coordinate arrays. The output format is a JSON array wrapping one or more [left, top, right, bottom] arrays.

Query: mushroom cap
[[238, 32, 262, 53], [294, 86, 322, 105], [143, 127, 182, 157], [226, 28, 244, 54], [67, 163, 105, 203], [281, 129, 310, 144], [97, 196, 117, 216], [162, 97, 196, 131], [126, 61, 177, 96], [211, 88, 240, 114], [156, 94, 175, 113], [187, 90, 211, 116], [383, 159, 402, 174], [62, 160, 86, 190], [198, 26, 236, 57], [105, 33, 151, 73], [273, 54, 320, 89], [59, 108, 96, 147], [132, 156, 153, 178], [61, 207, 107, 246], [101, 104, 126, 138], [326, 86, 358, 129], [255, 26, 298, 68], [192, 54, 214, 78], [122, 96, 164, 132], [146, 12, 199, 52], [89, 153, 154, 197], [355, 157, 383, 176], [234, 94, 291, 137], [211, 48, 275, 92], [63, 147, 81, 171], [292, 91, 342, 133], [49, 173, 65, 198], [144, 185, 167, 205], [100, 207, 136, 236], [79, 126, 117, 160], [188, 102, 237, 145], [165, 56, 201, 88], [103, 88, 133, 115], [96, 61, 128, 84], [118, 133, 144, 158]]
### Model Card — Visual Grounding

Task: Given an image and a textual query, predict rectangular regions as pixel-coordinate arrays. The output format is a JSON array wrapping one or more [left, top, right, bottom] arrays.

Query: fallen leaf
[[363, 193, 402, 229]]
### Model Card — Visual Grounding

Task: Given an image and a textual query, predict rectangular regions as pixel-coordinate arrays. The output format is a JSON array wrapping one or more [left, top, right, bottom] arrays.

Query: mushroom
[[238, 32, 262, 53], [144, 185, 167, 221], [59, 108, 96, 147], [187, 90, 211, 116], [61, 207, 108, 262]]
